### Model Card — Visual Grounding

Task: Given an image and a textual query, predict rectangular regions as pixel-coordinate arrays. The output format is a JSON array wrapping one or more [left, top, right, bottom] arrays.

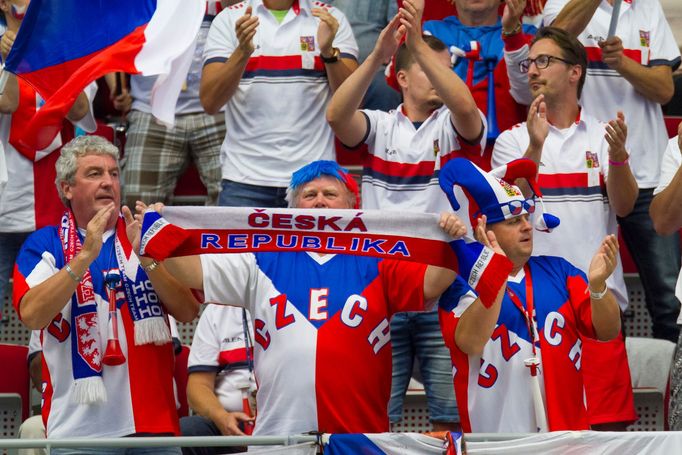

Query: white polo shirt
[[359, 105, 486, 213], [204, 0, 358, 187], [543, 0, 681, 189], [653, 136, 682, 322], [493, 111, 629, 310]]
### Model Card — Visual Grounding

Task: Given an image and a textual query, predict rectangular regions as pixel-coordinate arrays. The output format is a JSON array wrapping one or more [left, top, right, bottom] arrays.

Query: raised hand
[[605, 111, 628, 163], [587, 234, 619, 290], [501, 0, 527, 35], [439, 212, 467, 239], [312, 6, 339, 57], [81, 203, 116, 261], [0, 30, 15, 61], [474, 215, 505, 256], [372, 14, 406, 64], [527, 94, 549, 150], [235, 6, 259, 55], [399, 0, 425, 48]]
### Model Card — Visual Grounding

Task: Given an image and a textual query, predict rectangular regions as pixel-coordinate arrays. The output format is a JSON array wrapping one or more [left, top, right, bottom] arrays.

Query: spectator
[[201, 0, 359, 208], [544, 0, 682, 344], [122, 3, 225, 207], [492, 26, 638, 430], [326, 0, 483, 431], [12, 135, 200, 454], [326, 0, 401, 111], [158, 160, 503, 436], [180, 306, 256, 455], [423, 0, 536, 170], [438, 157, 622, 432], [0, 0, 95, 338], [650, 122, 682, 430]]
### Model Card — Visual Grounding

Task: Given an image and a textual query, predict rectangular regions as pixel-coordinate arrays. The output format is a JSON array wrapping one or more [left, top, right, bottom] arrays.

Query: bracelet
[[64, 263, 82, 283], [320, 47, 340, 64], [502, 22, 522, 37], [589, 283, 608, 300], [142, 260, 161, 273], [608, 155, 629, 166]]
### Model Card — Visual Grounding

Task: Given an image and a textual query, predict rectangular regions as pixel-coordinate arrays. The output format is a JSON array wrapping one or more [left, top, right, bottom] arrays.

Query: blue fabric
[[179, 416, 243, 455], [6, 0, 155, 73], [423, 16, 536, 86], [618, 188, 681, 342], [218, 179, 288, 208], [388, 309, 459, 423]]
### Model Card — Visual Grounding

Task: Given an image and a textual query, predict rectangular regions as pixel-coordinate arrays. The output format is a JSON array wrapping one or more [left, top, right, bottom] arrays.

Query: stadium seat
[[0, 343, 30, 439], [174, 345, 190, 418]]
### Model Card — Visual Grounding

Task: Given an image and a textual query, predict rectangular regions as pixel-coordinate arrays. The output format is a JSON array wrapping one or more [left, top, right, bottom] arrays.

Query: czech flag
[[4, 0, 205, 150]]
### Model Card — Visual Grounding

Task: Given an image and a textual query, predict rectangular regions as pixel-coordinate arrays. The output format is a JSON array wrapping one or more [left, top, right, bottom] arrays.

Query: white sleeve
[[542, 0, 568, 26], [331, 8, 359, 59], [201, 253, 255, 311], [187, 305, 221, 370], [28, 330, 42, 356], [648, 0, 682, 67], [360, 109, 384, 150], [72, 81, 98, 133], [491, 125, 527, 168], [654, 137, 682, 195], [203, 11, 237, 64], [504, 45, 533, 105]]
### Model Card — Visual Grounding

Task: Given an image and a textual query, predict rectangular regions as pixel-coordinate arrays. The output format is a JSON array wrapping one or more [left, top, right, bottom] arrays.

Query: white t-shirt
[[493, 111, 629, 310], [359, 105, 486, 213], [203, 0, 359, 187], [653, 136, 682, 322], [543, 0, 681, 189]]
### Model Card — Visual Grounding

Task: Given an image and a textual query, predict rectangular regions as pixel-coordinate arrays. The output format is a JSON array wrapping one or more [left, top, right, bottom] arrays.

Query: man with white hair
[[13, 135, 199, 453]]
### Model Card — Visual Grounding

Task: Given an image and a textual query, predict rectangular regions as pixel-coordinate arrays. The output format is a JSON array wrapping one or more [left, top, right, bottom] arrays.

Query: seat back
[[0, 343, 30, 421], [174, 345, 190, 418]]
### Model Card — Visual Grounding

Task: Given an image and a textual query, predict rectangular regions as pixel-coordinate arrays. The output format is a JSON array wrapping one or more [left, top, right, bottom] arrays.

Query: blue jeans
[[179, 415, 243, 455], [218, 179, 288, 208], [388, 310, 459, 423], [0, 232, 30, 322], [51, 448, 181, 455], [618, 188, 681, 342]]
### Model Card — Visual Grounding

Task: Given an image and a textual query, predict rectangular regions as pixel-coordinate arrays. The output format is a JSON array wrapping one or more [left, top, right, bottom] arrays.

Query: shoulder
[[22, 226, 60, 251]]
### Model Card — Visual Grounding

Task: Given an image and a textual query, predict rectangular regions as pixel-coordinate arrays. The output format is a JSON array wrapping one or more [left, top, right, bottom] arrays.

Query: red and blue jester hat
[[439, 158, 560, 232]]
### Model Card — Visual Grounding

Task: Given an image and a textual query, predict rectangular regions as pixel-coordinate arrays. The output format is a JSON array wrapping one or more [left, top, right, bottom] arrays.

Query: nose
[[313, 193, 327, 208]]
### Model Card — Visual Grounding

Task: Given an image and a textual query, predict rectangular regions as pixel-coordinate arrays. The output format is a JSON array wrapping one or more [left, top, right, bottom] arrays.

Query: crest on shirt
[[639, 30, 650, 48], [585, 151, 600, 169], [300, 36, 315, 52], [76, 313, 102, 371], [433, 139, 440, 157]]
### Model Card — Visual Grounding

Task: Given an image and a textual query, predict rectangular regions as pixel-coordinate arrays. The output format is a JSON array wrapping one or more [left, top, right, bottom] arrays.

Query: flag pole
[[607, 0, 623, 38], [0, 69, 9, 96]]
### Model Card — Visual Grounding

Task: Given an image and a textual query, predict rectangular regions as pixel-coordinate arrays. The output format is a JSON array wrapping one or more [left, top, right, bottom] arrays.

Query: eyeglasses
[[519, 54, 574, 73], [498, 198, 536, 217], [475, 198, 536, 220]]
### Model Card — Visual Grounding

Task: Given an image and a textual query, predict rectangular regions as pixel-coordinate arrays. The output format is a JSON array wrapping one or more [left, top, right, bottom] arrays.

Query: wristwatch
[[320, 47, 340, 64]]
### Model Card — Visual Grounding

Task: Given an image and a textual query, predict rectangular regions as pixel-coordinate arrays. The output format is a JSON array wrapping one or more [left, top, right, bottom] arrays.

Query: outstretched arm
[[327, 14, 405, 147], [400, 0, 482, 142], [548, 0, 601, 37]]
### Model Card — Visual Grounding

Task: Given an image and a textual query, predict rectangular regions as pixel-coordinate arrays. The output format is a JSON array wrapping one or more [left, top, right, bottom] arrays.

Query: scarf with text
[[60, 210, 170, 404], [140, 207, 512, 307]]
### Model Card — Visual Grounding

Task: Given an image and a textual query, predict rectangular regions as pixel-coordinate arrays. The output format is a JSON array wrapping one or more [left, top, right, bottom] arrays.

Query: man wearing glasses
[[492, 26, 639, 429]]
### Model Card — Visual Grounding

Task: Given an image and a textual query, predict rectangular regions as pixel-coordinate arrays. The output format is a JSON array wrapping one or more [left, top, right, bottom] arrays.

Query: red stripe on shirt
[[538, 172, 604, 189], [246, 55, 325, 72], [585, 46, 643, 64], [367, 154, 436, 178], [218, 347, 250, 366]]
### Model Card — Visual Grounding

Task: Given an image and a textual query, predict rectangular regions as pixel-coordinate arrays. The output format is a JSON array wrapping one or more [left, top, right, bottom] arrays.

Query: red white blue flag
[[4, 0, 204, 150]]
